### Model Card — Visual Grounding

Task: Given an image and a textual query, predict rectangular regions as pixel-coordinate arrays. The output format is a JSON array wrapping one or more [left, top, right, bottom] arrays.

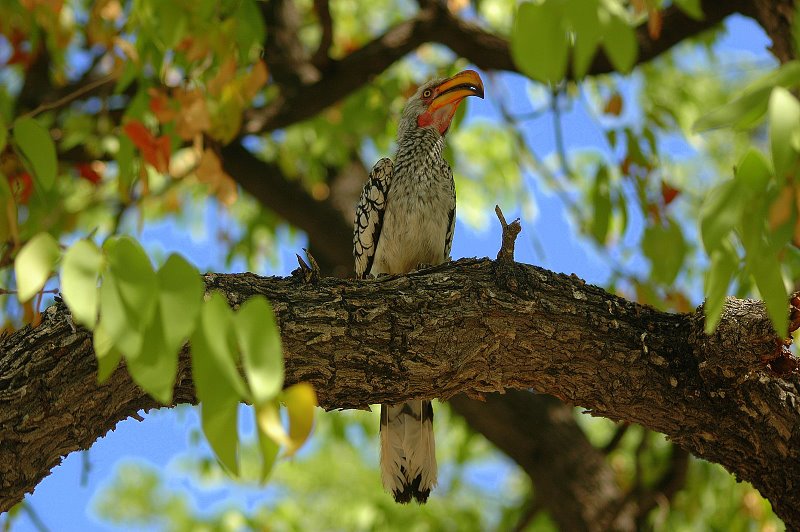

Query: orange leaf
[[209, 56, 238, 97], [242, 60, 269, 102], [123, 120, 154, 148], [647, 10, 662, 39], [174, 89, 211, 140], [196, 149, 238, 206], [769, 184, 795, 231], [123, 121, 171, 174]]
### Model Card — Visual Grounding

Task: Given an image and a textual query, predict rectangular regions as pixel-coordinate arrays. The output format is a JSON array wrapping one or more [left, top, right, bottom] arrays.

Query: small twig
[[16, 74, 116, 122], [495, 205, 521, 263]]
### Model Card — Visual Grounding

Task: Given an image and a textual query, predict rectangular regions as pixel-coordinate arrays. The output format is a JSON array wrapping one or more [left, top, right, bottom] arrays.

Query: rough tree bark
[[1, 255, 798, 526]]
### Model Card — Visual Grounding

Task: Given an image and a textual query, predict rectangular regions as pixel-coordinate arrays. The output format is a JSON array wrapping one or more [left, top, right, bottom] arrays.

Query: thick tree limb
[[1, 258, 799, 527]]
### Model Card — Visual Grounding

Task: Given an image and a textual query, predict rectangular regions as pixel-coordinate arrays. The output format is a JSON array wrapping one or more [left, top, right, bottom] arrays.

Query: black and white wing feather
[[354, 158, 393, 279], [442, 162, 456, 261]]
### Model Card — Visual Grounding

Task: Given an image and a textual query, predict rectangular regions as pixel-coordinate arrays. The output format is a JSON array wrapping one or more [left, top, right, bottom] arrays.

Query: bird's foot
[[415, 263, 434, 272]]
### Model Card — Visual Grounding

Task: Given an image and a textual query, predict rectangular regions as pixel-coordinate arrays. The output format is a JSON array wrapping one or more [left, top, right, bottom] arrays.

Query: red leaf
[[661, 181, 680, 205], [76, 163, 102, 184], [8, 172, 33, 204]]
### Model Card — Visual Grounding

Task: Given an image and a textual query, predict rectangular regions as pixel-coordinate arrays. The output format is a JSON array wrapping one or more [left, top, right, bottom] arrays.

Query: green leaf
[[699, 179, 745, 252], [116, 136, 136, 194], [125, 254, 203, 404], [641, 219, 687, 285], [751, 255, 789, 336], [0, 115, 7, 153], [565, 0, 601, 79], [600, 12, 637, 73], [107, 236, 158, 328], [191, 297, 242, 475], [98, 271, 143, 356], [13, 117, 57, 189], [235, 296, 284, 405], [14, 232, 60, 302], [94, 318, 123, 382], [674, 0, 703, 20], [196, 292, 250, 400], [511, 1, 569, 84], [768, 87, 800, 184], [255, 409, 280, 483], [61, 240, 103, 328], [126, 308, 176, 404], [156, 254, 203, 351], [694, 61, 800, 132], [590, 165, 612, 243], [704, 244, 738, 334], [735, 148, 771, 192], [202, 397, 240, 475]]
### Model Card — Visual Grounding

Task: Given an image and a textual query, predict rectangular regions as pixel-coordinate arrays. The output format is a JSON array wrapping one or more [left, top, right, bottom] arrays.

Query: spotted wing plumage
[[354, 158, 393, 279], [442, 162, 456, 261]]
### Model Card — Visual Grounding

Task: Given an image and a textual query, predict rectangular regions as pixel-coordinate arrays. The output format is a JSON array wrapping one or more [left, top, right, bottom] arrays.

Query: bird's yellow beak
[[428, 70, 485, 113], [419, 70, 484, 134]]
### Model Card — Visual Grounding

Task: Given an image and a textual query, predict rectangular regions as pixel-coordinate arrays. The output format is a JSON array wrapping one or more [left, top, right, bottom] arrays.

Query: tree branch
[[1, 258, 799, 527], [219, 142, 355, 275], [243, 0, 748, 134], [450, 392, 637, 531]]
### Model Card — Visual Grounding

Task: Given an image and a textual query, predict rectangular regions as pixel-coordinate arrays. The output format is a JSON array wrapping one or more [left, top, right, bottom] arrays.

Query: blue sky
[[7, 13, 775, 531]]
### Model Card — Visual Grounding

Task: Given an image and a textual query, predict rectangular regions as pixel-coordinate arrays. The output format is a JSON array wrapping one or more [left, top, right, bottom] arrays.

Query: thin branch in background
[[551, 87, 574, 179], [312, 0, 334, 68], [603, 422, 631, 454], [80, 450, 91, 488], [21, 502, 49, 532], [633, 447, 691, 527], [17, 74, 117, 122]]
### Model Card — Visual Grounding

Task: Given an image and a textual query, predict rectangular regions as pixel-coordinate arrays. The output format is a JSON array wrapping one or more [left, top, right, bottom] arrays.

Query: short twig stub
[[495, 205, 521, 263]]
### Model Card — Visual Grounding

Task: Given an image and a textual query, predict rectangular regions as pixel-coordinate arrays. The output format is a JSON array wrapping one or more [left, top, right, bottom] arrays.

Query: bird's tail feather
[[380, 401, 437, 504]]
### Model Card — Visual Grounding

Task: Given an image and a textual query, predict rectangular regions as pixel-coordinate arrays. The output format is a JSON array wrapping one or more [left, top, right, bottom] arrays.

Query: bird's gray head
[[397, 69, 484, 139]]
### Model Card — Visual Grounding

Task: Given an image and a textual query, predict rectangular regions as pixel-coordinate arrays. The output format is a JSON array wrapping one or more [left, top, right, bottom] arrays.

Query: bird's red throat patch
[[417, 104, 459, 135]]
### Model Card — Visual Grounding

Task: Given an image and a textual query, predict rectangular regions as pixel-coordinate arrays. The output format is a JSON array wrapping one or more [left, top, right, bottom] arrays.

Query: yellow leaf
[[255, 400, 291, 448], [283, 382, 317, 456], [209, 57, 238, 97]]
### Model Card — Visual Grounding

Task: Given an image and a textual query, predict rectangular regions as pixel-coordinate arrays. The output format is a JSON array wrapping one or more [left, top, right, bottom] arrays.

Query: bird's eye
[[422, 89, 432, 98]]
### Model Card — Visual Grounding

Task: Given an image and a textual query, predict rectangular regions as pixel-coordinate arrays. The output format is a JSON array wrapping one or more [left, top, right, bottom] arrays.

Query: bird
[[352, 69, 484, 504]]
